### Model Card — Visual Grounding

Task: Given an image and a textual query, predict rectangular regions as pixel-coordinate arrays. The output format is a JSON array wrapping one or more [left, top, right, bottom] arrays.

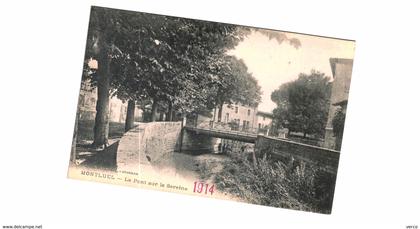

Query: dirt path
[[173, 152, 229, 182]]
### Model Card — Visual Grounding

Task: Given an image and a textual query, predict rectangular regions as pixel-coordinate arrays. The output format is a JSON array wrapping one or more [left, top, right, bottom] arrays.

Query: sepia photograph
[[2, 0, 420, 228], [67, 5, 355, 214]]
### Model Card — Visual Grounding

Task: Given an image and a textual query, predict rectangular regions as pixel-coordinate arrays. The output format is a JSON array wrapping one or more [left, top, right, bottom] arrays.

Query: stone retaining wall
[[255, 135, 340, 173], [141, 122, 182, 169], [116, 122, 182, 174]]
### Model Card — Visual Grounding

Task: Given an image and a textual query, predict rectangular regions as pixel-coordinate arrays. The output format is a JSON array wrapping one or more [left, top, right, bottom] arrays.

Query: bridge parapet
[[183, 126, 257, 144], [189, 120, 259, 134], [255, 135, 340, 173]]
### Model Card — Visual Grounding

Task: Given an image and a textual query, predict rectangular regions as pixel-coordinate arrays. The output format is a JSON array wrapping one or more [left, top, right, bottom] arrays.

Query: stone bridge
[[183, 126, 257, 143], [116, 121, 340, 175]]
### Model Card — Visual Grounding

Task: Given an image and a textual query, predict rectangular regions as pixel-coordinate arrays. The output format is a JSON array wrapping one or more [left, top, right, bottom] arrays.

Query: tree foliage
[[271, 70, 331, 138], [80, 6, 301, 145], [332, 106, 346, 150]]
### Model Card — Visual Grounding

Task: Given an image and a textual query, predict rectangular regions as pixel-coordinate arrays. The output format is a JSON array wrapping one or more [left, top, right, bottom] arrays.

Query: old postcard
[[68, 6, 355, 214]]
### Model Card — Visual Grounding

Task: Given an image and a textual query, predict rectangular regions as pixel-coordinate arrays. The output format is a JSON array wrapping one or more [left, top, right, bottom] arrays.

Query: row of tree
[[81, 6, 301, 147]]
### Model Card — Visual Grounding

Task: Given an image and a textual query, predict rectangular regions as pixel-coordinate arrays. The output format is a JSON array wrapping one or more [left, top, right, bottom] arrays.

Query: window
[[235, 106, 238, 114], [247, 109, 250, 116], [225, 113, 229, 123], [89, 97, 96, 106]]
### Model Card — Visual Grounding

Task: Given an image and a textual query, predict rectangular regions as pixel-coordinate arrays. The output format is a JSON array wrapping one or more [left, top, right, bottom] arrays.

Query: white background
[[0, 0, 419, 228]]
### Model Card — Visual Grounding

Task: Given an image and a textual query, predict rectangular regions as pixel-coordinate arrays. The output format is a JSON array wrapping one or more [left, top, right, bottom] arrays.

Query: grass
[[213, 148, 337, 214]]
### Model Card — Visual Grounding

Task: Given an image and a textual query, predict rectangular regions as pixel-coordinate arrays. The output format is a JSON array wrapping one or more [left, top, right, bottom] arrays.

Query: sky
[[229, 30, 355, 113]]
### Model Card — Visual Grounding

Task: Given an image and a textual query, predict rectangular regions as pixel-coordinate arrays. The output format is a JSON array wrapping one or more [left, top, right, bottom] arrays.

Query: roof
[[256, 111, 274, 118], [333, 100, 348, 107]]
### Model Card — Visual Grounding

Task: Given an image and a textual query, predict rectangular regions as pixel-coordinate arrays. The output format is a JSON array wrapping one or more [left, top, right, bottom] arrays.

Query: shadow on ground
[[77, 141, 119, 171]]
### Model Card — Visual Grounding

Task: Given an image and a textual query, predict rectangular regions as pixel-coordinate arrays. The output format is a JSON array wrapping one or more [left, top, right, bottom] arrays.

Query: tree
[[132, 19, 301, 121], [254, 28, 301, 49], [109, 13, 251, 122], [82, 6, 303, 146], [332, 106, 346, 150], [83, 7, 118, 147], [206, 55, 262, 121], [144, 19, 251, 120], [84, 6, 157, 145], [271, 70, 331, 138]]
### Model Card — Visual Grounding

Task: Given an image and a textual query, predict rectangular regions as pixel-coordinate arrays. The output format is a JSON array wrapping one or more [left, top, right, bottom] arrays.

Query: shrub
[[214, 150, 336, 213], [332, 106, 346, 150]]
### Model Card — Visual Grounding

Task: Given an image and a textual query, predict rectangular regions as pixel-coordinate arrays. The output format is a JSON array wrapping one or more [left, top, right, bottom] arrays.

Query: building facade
[[77, 81, 141, 123], [323, 58, 353, 150], [213, 103, 258, 131], [255, 111, 274, 135]]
